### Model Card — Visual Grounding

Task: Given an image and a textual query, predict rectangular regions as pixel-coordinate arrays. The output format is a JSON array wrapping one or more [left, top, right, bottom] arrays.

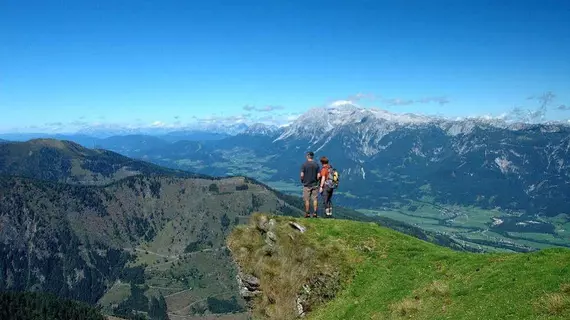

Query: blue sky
[[1, 0, 569, 132]]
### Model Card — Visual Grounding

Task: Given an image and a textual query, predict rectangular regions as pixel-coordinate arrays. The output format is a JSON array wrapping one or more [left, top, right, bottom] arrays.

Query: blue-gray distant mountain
[[76, 122, 250, 139], [159, 130, 231, 142], [0, 123, 255, 148], [94, 134, 170, 154]]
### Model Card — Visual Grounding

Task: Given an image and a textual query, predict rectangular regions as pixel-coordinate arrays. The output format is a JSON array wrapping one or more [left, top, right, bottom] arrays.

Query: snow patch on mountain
[[276, 101, 570, 143], [495, 156, 517, 174]]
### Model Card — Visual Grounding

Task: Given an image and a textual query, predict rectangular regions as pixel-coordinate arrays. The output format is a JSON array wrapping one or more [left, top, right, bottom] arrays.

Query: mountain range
[[1, 138, 480, 319], [2, 104, 570, 252], [2, 100, 570, 318]]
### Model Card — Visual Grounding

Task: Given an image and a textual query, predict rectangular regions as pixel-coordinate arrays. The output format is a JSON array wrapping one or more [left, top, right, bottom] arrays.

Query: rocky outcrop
[[236, 215, 279, 302], [228, 214, 346, 319]]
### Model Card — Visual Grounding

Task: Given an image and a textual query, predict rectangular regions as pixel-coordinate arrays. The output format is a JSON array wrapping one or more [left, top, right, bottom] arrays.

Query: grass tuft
[[390, 298, 421, 317], [424, 280, 450, 297], [534, 293, 570, 316]]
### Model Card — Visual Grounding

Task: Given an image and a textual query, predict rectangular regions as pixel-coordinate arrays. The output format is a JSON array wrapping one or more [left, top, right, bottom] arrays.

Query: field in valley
[[359, 200, 570, 252]]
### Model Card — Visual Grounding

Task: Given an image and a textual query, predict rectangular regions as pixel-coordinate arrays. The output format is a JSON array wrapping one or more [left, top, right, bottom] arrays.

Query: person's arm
[[319, 168, 326, 192], [300, 164, 305, 183]]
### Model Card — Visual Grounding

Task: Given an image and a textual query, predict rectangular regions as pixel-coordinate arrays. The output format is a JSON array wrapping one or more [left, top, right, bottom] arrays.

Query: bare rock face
[[256, 215, 269, 232], [289, 222, 306, 233], [240, 286, 262, 300], [237, 271, 262, 301], [263, 218, 278, 249], [268, 218, 277, 231], [296, 284, 311, 317], [265, 231, 277, 245], [241, 272, 260, 290]]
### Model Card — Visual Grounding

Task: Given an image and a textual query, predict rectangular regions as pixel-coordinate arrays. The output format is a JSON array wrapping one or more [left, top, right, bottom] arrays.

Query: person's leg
[[322, 189, 327, 216], [303, 187, 310, 217], [311, 187, 318, 217], [327, 189, 334, 217], [322, 188, 331, 216]]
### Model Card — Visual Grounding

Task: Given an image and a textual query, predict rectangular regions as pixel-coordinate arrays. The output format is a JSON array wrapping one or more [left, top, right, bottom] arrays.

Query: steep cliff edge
[[227, 215, 570, 320]]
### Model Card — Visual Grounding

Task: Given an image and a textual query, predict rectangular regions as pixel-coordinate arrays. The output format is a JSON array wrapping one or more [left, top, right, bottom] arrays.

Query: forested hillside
[[0, 291, 107, 320]]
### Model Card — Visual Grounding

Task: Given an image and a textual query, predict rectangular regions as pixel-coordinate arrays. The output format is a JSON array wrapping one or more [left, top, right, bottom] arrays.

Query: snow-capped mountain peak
[[274, 101, 434, 142]]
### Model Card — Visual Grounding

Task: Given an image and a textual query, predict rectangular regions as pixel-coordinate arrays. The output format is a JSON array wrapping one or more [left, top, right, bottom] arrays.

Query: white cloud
[[329, 93, 450, 108], [384, 98, 415, 106], [347, 92, 376, 102], [384, 96, 449, 106], [242, 105, 285, 112], [151, 121, 166, 127], [196, 114, 250, 123], [14, 91, 567, 135], [503, 91, 561, 123], [329, 100, 358, 108]]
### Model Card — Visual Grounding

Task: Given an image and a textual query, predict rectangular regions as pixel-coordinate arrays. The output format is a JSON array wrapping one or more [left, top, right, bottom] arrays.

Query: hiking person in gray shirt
[[300, 151, 320, 218]]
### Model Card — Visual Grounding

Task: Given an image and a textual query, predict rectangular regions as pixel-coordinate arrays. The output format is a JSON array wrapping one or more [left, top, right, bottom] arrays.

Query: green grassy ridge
[[228, 215, 570, 320]]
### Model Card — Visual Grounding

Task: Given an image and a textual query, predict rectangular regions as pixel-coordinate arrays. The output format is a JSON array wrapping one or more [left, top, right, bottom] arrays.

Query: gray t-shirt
[[301, 160, 320, 187]]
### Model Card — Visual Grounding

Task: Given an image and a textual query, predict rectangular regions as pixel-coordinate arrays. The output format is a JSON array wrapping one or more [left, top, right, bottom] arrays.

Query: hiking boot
[[312, 213, 318, 218], [305, 213, 310, 218]]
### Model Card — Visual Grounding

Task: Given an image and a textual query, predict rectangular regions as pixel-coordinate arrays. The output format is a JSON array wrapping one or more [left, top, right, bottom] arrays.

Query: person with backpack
[[319, 156, 339, 217]]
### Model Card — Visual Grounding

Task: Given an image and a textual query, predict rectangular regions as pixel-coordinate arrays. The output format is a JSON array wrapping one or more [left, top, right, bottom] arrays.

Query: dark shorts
[[303, 186, 318, 202]]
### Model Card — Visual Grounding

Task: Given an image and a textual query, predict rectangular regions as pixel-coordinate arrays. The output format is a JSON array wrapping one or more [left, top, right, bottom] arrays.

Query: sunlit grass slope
[[228, 215, 570, 320]]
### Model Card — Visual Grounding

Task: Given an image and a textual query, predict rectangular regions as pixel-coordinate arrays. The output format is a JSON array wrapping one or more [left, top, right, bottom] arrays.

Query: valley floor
[[359, 199, 570, 253], [264, 180, 570, 252]]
